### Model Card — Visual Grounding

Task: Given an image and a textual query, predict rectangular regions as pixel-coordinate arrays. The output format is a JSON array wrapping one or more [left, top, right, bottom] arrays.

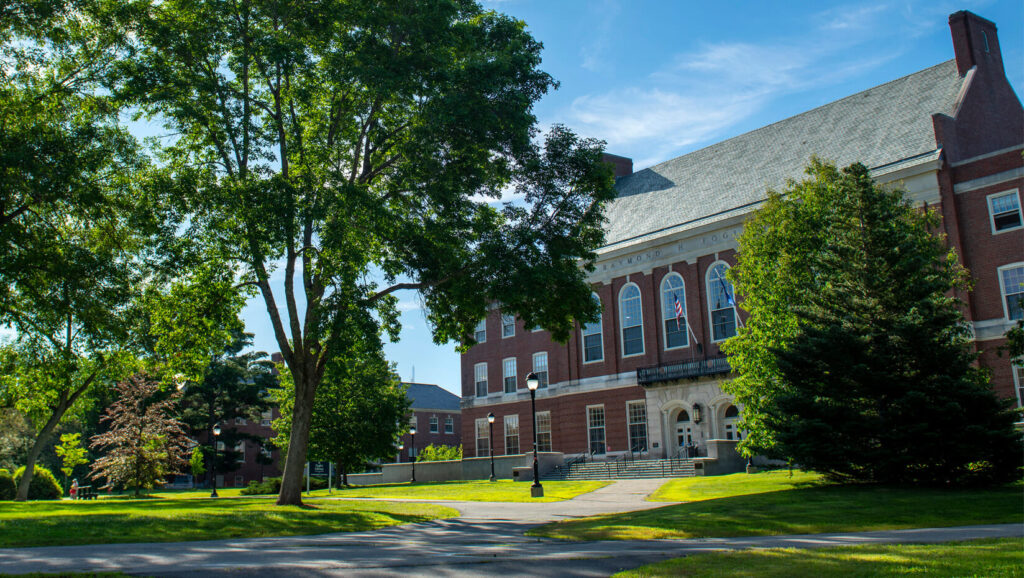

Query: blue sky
[[240, 0, 1023, 394]]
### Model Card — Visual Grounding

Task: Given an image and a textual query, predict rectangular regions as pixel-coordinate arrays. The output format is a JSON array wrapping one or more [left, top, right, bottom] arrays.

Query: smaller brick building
[[399, 383, 462, 462]]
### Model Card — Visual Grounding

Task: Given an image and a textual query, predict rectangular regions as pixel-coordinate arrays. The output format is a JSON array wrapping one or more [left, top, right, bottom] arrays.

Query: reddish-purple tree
[[90, 374, 190, 497]]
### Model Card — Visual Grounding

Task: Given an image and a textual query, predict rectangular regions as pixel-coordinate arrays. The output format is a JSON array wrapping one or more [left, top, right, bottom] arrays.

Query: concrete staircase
[[542, 457, 696, 481]]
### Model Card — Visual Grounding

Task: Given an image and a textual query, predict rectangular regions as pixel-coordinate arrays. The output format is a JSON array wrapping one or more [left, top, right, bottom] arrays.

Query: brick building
[[460, 11, 1023, 461], [399, 382, 462, 462]]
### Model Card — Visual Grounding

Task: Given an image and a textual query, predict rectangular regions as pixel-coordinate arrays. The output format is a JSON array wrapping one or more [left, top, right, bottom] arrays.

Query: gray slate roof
[[603, 60, 965, 250], [404, 382, 460, 411]]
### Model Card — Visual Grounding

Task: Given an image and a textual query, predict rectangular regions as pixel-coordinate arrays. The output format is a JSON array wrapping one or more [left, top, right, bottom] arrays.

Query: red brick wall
[[400, 409, 462, 462]]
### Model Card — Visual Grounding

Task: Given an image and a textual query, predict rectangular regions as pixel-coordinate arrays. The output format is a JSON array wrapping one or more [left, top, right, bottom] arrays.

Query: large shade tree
[[120, 0, 616, 504], [724, 159, 1022, 486]]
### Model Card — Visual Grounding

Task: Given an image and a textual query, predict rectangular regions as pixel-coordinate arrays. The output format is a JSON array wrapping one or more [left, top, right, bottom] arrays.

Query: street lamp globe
[[213, 425, 221, 436], [487, 412, 495, 424], [526, 372, 540, 391], [409, 425, 416, 435]]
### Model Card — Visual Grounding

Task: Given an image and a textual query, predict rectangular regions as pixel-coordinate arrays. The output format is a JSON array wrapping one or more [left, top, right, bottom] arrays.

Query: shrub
[[13, 465, 63, 500], [416, 444, 463, 462], [0, 469, 15, 501], [239, 476, 328, 496]]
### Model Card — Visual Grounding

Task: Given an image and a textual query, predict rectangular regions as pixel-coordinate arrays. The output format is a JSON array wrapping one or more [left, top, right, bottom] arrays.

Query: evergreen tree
[[725, 159, 1022, 486]]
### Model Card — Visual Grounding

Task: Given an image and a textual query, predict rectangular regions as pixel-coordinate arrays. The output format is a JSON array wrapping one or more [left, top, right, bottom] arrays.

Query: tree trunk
[[342, 465, 348, 487], [15, 407, 64, 501], [277, 375, 315, 505]]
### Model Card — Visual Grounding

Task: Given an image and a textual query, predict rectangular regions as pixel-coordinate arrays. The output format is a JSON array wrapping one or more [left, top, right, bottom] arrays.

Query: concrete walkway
[[1, 479, 1020, 577]]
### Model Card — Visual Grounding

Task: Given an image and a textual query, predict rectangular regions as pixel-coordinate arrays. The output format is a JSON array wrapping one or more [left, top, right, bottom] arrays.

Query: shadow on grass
[[533, 482, 1023, 541]]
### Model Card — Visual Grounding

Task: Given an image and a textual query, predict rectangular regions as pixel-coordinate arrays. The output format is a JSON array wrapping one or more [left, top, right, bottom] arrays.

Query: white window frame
[[502, 357, 517, 394], [429, 416, 439, 433], [504, 414, 520, 455], [474, 362, 488, 398], [581, 292, 604, 364], [660, 272, 689, 351], [988, 189, 1023, 234], [626, 400, 648, 453], [532, 351, 549, 388], [475, 417, 490, 457], [474, 319, 487, 343], [536, 411, 552, 452], [998, 262, 1024, 321], [619, 283, 645, 357], [707, 261, 738, 343], [587, 404, 607, 455], [444, 415, 454, 434], [501, 314, 516, 338]]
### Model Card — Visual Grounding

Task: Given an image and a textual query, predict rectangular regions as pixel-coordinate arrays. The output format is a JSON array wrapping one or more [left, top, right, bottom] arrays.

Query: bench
[[76, 485, 98, 500]]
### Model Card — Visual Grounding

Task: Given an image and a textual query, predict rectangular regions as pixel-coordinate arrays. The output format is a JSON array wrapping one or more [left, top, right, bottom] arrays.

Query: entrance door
[[675, 410, 692, 456]]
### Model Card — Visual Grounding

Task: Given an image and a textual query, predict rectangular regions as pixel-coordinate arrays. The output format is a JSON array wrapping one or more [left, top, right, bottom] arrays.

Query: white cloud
[[561, 5, 934, 168], [579, 0, 621, 72]]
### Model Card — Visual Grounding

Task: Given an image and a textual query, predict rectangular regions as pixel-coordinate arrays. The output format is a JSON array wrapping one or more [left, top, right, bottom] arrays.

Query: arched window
[[675, 410, 692, 450], [619, 283, 644, 356], [723, 404, 741, 440], [660, 273, 688, 349], [707, 263, 737, 342], [581, 293, 604, 363]]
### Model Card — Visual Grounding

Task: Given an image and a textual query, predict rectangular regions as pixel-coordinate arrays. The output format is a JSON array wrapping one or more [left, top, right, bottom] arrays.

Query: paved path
[[1, 479, 1020, 577]]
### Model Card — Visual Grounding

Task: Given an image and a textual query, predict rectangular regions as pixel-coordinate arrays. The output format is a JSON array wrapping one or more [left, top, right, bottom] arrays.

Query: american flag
[[673, 295, 684, 322]]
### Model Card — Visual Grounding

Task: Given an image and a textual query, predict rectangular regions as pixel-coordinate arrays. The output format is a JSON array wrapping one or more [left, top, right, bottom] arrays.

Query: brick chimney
[[949, 11, 1004, 77], [602, 153, 633, 178]]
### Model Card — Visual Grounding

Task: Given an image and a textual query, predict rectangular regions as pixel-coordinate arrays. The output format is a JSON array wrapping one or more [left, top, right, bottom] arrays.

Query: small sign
[[308, 461, 331, 477]]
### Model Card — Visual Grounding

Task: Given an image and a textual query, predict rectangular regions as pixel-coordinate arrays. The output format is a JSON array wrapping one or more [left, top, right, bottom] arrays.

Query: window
[[724, 404, 743, 440], [708, 263, 738, 341], [502, 314, 515, 338], [999, 264, 1024, 320], [627, 401, 648, 453], [504, 415, 520, 455], [260, 410, 272, 427], [582, 293, 604, 363], [587, 406, 606, 454], [536, 411, 552, 452], [619, 284, 644, 356], [474, 363, 488, 397], [1014, 365, 1023, 410], [474, 319, 487, 343], [216, 441, 225, 451], [234, 475, 244, 487], [444, 416, 454, 434], [234, 441, 245, 462], [236, 417, 247, 426], [989, 190, 1023, 233], [661, 273, 688, 349], [475, 418, 490, 457], [260, 446, 272, 458], [503, 357, 517, 393], [533, 352, 549, 388], [429, 416, 439, 433]]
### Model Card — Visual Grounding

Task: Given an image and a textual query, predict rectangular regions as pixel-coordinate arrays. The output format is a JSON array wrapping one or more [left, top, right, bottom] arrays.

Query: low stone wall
[[378, 452, 564, 484], [693, 439, 746, 476], [344, 472, 383, 486]]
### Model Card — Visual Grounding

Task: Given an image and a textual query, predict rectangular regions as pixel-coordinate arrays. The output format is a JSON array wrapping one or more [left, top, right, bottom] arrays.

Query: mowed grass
[[615, 537, 1024, 577], [304, 479, 609, 502], [529, 470, 1024, 540], [0, 497, 457, 548]]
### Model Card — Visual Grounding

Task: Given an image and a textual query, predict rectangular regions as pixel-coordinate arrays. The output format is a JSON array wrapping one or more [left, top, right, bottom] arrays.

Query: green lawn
[[302, 479, 609, 502], [615, 537, 1024, 577], [528, 471, 1023, 540], [0, 497, 457, 548]]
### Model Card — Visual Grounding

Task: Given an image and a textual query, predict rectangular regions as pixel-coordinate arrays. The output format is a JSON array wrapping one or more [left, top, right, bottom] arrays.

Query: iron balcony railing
[[637, 356, 731, 385]]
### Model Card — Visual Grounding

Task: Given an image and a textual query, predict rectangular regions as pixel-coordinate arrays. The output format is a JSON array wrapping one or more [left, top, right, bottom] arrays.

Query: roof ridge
[[637, 59, 958, 174]]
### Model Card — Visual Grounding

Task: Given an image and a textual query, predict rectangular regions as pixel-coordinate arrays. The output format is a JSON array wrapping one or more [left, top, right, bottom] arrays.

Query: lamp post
[[409, 425, 417, 483], [210, 424, 221, 498], [398, 443, 404, 463], [526, 372, 543, 497], [487, 412, 496, 482]]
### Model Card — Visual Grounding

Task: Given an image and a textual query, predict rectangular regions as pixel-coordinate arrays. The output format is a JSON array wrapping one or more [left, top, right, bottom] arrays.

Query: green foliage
[[416, 444, 463, 462], [118, 0, 616, 504], [271, 335, 410, 482], [13, 465, 61, 500], [724, 159, 1023, 486], [0, 468, 14, 500], [239, 476, 327, 496], [189, 446, 205, 478], [54, 433, 88, 481]]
